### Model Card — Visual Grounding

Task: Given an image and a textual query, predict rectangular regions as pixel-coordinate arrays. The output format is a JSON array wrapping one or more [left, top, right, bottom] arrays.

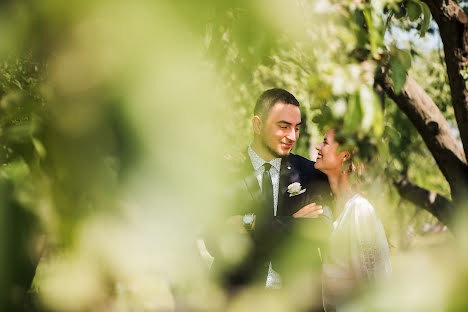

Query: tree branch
[[422, 0, 468, 161], [394, 176, 454, 226], [376, 72, 468, 199]]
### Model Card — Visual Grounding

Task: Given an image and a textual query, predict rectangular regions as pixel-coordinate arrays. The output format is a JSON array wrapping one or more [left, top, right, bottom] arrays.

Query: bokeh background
[[0, 0, 467, 311]]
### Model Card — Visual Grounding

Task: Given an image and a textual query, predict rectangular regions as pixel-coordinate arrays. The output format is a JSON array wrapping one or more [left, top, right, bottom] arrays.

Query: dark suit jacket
[[209, 151, 333, 289]]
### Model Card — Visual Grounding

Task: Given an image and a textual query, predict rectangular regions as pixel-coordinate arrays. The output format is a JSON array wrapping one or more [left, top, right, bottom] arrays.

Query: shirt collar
[[248, 143, 282, 172]]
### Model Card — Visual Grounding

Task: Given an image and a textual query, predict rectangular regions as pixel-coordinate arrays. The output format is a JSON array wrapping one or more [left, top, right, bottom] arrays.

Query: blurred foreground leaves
[[0, 0, 466, 311]]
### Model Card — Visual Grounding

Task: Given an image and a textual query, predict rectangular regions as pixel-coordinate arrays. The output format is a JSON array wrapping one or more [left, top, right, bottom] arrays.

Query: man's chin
[[276, 148, 292, 158], [264, 142, 292, 158]]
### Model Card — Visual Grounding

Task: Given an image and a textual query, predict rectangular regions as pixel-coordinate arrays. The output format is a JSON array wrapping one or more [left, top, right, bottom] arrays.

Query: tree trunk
[[422, 0, 468, 165], [376, 73, 468, 203]]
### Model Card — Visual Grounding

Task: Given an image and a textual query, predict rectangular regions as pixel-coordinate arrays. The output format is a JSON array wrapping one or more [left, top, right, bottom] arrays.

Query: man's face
[[259, 102, 301, 158]]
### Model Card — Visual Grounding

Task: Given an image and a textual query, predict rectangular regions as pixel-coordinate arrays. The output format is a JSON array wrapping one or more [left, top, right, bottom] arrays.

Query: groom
[[216, 88, 332, 301]]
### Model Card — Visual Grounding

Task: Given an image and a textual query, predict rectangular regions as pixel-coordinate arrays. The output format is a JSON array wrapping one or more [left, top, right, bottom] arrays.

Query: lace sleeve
[[359, 240, 391, 279], [347, 195, 392, 280]]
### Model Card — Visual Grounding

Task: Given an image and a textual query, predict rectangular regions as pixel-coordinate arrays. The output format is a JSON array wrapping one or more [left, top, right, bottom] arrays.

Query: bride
[[314, 129, 391, 311]]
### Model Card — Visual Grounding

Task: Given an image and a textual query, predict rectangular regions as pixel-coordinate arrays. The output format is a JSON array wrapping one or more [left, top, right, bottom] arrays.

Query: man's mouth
[[316, 153, 322, 160], [281, 143, 293, 149]]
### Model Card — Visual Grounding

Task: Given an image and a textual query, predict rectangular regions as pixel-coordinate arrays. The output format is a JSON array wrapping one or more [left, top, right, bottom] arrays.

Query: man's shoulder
[[288, 153, 327, 179], [289, 153, 314, 165], [288, 153, 316, 171], [221, 149, 255, 181]]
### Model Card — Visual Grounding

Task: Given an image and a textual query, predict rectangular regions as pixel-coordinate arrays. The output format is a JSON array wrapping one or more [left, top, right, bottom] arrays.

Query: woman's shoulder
[[345, 193, 375, 218]]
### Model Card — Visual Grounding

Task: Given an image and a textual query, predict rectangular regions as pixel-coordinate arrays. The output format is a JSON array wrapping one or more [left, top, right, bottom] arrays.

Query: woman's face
[[315, 129, 347, 174]]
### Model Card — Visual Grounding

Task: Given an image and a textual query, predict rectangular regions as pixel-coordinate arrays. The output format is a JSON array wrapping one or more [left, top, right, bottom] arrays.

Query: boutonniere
[[287, 182, 306, 197]]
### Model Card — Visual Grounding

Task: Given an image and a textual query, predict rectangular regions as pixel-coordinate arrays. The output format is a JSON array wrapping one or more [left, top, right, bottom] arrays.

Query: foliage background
[[0, 0, 465, 311]]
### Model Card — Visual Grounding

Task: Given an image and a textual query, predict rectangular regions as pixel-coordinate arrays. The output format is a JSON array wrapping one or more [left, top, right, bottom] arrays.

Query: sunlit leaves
[[363, 6, 385, 56], [461, 66, 468, 89], [390, 46, 412, 94], [387, 0, 432, 37], [344, 94, 363, 131], [0, 0, 461, 310]]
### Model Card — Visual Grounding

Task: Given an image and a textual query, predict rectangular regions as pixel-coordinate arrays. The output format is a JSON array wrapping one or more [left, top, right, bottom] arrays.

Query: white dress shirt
[[247, 144, 282, 288], [247, 144, 281, 216]]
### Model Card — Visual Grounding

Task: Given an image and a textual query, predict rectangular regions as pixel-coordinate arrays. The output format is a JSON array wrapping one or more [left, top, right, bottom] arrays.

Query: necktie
[[262, 163, 274, 217]]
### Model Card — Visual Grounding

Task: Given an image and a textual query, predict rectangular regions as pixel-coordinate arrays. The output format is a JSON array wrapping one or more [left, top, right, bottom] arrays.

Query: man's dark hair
[[254, 88, 300, 118]]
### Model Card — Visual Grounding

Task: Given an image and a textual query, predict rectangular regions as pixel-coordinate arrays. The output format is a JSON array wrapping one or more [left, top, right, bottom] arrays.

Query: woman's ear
[[339, 151, 350, 163], [252, 116, 262, 135]]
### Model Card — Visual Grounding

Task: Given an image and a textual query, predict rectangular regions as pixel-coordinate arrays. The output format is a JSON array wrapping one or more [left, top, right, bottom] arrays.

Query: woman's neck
[[327, 170, 354, 211]]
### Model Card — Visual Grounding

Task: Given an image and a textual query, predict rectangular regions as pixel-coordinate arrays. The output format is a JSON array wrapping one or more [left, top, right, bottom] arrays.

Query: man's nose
[[286, 128, 297, 141]]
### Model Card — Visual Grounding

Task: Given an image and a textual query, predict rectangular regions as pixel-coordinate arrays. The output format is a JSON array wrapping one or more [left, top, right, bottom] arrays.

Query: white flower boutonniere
[[287, 182, 306, 197]]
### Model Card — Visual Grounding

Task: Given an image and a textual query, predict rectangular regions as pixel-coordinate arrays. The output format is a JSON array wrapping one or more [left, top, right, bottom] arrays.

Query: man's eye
[[295, 128, 300, 132], [279, 126, 287, 129]]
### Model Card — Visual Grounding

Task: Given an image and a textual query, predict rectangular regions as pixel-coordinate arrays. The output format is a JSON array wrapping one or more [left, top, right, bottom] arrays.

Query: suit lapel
[[243, 170, 261, 202], [238, 152, 262, 203], [277, 155, 300, 216]]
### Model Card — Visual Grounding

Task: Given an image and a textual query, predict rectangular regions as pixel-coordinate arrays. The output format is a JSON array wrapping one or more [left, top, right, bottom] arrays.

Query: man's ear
[[252, 115, 262, 135]]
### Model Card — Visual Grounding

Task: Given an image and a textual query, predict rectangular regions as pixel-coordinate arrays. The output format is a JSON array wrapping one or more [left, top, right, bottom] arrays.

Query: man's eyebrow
[[277, 120, 302, 126]]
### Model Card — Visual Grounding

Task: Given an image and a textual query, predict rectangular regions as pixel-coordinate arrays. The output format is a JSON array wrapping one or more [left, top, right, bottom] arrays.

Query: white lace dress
[[322, 194, 391, 311]]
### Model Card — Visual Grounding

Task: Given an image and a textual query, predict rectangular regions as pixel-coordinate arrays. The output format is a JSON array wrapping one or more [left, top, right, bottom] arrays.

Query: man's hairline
[[255, 100, 301, 120]]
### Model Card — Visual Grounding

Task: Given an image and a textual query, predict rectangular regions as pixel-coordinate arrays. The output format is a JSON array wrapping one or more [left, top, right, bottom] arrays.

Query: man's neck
[[251, 140, 276, 162]]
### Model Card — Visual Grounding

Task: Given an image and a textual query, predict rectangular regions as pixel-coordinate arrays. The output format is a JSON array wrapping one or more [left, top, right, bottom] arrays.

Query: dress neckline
[[333, 193, 362, 226]]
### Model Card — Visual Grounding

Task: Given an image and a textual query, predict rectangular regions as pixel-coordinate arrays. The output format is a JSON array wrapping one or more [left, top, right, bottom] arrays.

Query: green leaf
[[32, 137, 47, 159], [0, 159, 30, 182], [363, 8, 376, 53], [419, 1, 431, 37], [460, 67, 468, 80], [344, 94, 363, 132], [385, 125, 401, 146], [313, 105, 335, 129], [391, 59, 407, 94], [407, 0, 422, 22], [372, 100, 384, 137], [360, 84, 375, 131], [377, 137, 390, 163], [14, 79, 23, 90], [363, 7, 385, 56], [390, 47, 412, 94], [398, 48, 412, 69]]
